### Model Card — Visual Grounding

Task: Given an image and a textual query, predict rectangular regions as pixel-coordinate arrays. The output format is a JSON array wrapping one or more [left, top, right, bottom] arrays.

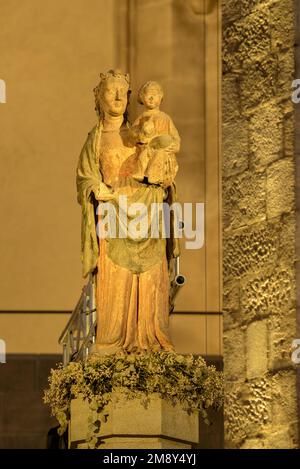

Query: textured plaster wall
[[222, 0, 299, 448]]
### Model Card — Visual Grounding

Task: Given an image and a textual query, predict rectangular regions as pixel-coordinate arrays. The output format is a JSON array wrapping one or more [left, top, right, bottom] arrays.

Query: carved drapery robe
[[76, 121, 179, 354]]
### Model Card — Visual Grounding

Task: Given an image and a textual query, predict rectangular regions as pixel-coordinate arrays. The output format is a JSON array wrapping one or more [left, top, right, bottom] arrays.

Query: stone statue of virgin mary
[[76, 70, 179, 355]]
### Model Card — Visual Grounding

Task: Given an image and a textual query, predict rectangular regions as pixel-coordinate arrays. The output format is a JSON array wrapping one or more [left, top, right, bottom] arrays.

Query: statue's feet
[[89, 343, 122, 357]]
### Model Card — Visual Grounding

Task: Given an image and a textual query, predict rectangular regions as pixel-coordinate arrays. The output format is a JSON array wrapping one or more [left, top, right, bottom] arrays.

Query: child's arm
[[167, 118, 181, 153], [128, 114, 144, 146]]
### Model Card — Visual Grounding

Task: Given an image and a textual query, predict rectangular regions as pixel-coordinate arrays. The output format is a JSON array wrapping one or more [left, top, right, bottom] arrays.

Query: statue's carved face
[[142, 86, 162, 110], [100, 77, 129, 117]]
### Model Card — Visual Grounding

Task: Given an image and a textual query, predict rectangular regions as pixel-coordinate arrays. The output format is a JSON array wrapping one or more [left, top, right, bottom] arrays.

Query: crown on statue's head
[[93, 69, 130, 100], [99, 69, 130, 85]]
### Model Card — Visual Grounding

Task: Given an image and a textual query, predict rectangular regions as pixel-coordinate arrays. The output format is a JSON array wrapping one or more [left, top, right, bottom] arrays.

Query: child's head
[[138, 81, 163, 110]]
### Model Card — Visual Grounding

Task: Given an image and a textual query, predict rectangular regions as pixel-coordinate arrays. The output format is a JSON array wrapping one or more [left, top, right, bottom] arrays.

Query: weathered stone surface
[[224, 378, 271, 447], [223, 221, 279, 280], [222, 0, 241, 26], [240, 437, 265, 449], [266, 158, 295, 218], [240, 266, 295, 322], [223, 170, 266, 229], [226, 377, 299, 448], [271, 371, 298, 428], [264, 427, 296, 449], [242, 424, 297, 449], [268, 309, 297, 370], [278, 50, 296, 98], [249, 104, 283, 168], [283, 111, 294, 157], [242, 377, 272, 434], [223, 120, 249, 178], [270, 0, 295, 51], [223, 327, 246, 381], [277, 212, 296, 264], [240, 55, 278, 111], [223, 281, 240, 331], [240, 0, 270, 17], [223, 9, 270, 72], [224, 382, 246, 447], [222, 0, 298, 450], [246, 320, 268, 379], [222, 75, 241, 124], [241, 426, 297, 449]]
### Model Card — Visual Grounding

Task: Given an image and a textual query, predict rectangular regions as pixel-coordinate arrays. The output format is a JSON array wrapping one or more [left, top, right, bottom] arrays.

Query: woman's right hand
[[96, 193, 115, 202], [94, 182, 115, 201]]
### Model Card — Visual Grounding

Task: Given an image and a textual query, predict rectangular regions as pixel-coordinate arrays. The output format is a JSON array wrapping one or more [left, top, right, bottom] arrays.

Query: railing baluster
[[63, 343, 68, 367], [59, 275, 97, 366]]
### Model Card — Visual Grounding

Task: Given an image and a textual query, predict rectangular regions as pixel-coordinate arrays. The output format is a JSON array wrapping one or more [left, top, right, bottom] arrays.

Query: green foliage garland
[[44, 350, 223, 448]]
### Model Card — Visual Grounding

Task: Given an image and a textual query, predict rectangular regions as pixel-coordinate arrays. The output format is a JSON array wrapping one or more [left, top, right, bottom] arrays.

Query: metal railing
[[59, 258, 186, 366], [59, 274, 96, 366]]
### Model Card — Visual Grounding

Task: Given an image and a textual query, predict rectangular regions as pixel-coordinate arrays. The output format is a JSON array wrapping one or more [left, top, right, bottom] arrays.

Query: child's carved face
[[142, 85, 163, 110]]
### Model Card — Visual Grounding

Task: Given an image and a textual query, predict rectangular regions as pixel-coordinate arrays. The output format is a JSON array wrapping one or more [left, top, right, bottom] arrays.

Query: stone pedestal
[[69, 392, 199, 449]]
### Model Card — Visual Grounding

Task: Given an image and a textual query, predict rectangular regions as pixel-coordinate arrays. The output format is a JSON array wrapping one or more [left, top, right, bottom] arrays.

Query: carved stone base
[[69, 392, 199, 449]]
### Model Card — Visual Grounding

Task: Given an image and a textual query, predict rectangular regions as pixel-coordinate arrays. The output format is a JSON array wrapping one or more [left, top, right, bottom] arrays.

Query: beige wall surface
[[0, 312, 69, 354], [0, 0, 116, 310]]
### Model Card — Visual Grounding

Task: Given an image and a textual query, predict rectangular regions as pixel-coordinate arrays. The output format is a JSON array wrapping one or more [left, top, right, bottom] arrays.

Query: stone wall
[[222, 0, 299, 448]]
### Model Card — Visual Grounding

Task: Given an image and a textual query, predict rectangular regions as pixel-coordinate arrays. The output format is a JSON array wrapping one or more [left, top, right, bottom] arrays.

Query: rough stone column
[[222, 0, 299, 448]]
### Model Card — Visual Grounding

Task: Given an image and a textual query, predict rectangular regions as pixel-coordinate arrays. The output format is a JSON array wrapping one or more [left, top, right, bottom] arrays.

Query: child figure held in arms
[[131, 81, 180, 187]]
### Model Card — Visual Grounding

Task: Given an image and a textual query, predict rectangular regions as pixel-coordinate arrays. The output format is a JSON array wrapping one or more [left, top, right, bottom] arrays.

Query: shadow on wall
[[0, 355, 61, 449]]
